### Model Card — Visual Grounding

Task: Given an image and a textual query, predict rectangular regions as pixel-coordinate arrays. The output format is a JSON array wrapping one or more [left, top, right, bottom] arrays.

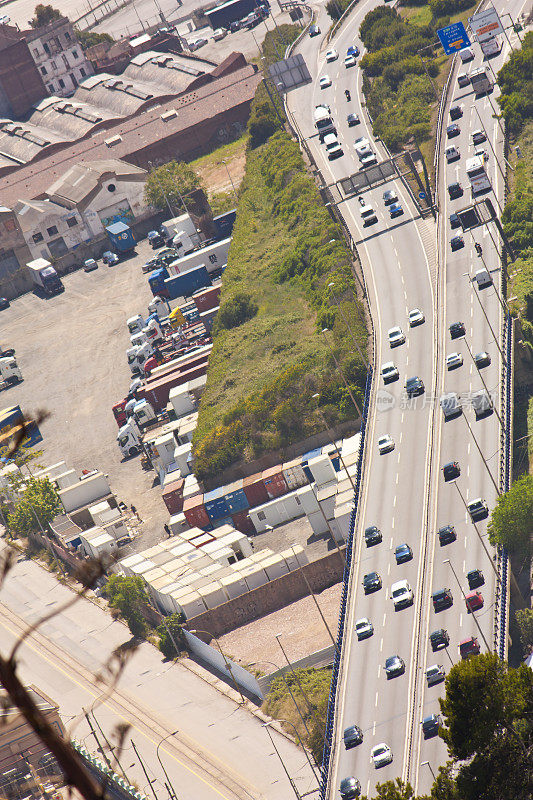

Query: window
[[66, 217, 78, 228], [44, 43, 50, 55], [79, 67, 86, 78], [58, 79, 65, 89], [107, 183, 116, 192], [72, 49, 79, 59], [257, 511, 266, 521], [32, 48, 39, 58], [40, 66, 47, 75], [62, 54, 69, 68], [65, 31, 71, 41], [32, 233, 44, 244], [47, 84, 54, 93], [46, 226, 58, 237], [51, 60, 57, 69]]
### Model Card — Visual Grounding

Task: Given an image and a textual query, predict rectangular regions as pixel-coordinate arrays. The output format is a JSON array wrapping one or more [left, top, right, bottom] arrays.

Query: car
[[422, 714, 441, 738], [405, 376, 424, 397], [83, 258, 98, 272], [343, 725, 363, 750], [467, 569, 485, 589], [449, 321, 466, 339], [432, 587, 453, 611], [189, 37, 208, 50], [474, 147, 489, 162], [147, 229, 164, 248], [355, 617, 374, 640], [339, 777, 361, 799], [430, 628, 449, 651], [309, 24, 320, 36], [360, 153, 378, 167], [447, 123, 460, 137], [467, 498, 489, 522], [365, 525, 382, 546], [347, 45, 360, 56], [450, 104, 463, 120], [472, 390, 492, 419], [212, 27, 227, 40], [319, 75, 332, 89], [356, 143, 373, 158], [474, 351, 491, 368], [438, 524, 456, 545], [459, 636, 481, 659], [391, 580, 414, 610], [385, 655, 405, 678], [344, 55, 357, 68], [0, 297, 9, 310], [448, 182, 463, 199], [383, 189, 398, 205], [347, 113, 360, 126], [426, 664, 446, 687], [325, 48, 338, 62], [378, 434, 395, 454], [450, 234, 465, 251], [472, 129, 487, 145], [381, 362, 399, 383], [388, 326, 405, 347], [446, 352, 463, 370], [441, 392, 462, 419], [360, 202, 378, 225], [142, 256, 161, 274], [446, 145, 460, 162], [395, 543, 413, 564], [409, 308, 425, 326], [363, 571, 382, 594], [449, 212, 461, 229], [457, 73, 470, 87], [354, 136, 369, 150], [442, 461, 460, 481], [102, 251, 119, 265], [465, 591, 484, 613], [371, 743, 393, 768], [389, 202, 403, 218]]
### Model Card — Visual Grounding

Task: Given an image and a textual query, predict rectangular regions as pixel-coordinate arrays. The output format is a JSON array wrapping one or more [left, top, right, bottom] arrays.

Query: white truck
[[480, 37, 501, 57], [26, 258, 64, 296], [166, 237, 231, 278], [127, 341, 154, 374], [132, 399, 157, 429], [323, 132, 343, 160], [470, 67, 492, 95], [127, 314, 146, 336], [466, 156, 491, 194], [117, 419, 141, 458], [314, 104, 336, 142], [0, 356, 22, 389]]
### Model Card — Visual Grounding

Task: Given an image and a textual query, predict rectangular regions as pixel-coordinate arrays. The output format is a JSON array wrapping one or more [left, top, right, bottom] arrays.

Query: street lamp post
[[263, 720, 321, 790], [275, 633, 315, 717], [321, 328, 363, 419], [421, 760, 437, 782], [459, 406, 502, 497], [189, 629, 245, 703], [156, 731, 180, 800], [131, 739, 158, 800], [463, 274, 506, 365], [312, 393, 356, 494], [461, 335, 505, 433], [290, 544, 340, 654], [250, 658, 314, 745], [220, 159, 238, 202], [443, 559, 492, 652], [453, 481, 500, 581], [472, 105, 506, 194]]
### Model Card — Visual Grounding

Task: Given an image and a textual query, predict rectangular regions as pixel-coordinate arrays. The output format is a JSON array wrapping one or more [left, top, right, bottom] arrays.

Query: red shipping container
[[243, 472, 269, 507], [138, 362, 208, 412], [231, 510, 255, 535], [183, 494, 210, 529], [162, 478, 184, 515], [193, 286, 221, 313], [262, 466, 288, 499]]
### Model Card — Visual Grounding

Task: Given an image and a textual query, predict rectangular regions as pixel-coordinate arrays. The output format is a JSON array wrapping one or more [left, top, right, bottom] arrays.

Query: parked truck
[[117, 419, 142, 458], [137, 362, 209, 413], [166, 238, 231, 278], [469, 67, 492, 95], [149, 264, 212, 299], [106, 221, 136, 255], [0, 356, 22, 389], [26, 259, 64, 296]]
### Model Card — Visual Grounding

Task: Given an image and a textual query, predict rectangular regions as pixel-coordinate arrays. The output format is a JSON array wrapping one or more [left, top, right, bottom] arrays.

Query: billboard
[[469, 6, 503, 42], [0, 405, 43, 460], [437, 21, 471, 54]]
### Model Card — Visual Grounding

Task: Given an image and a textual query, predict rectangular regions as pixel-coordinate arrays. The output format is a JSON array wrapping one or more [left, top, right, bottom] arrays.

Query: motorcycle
[[475, 243, 482, 257], [345, 89, 351, 101]]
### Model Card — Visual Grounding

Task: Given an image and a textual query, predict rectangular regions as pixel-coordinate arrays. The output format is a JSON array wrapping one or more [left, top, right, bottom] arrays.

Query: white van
[[445, 145, 460, 162], [459, 47, 474, 62], [323, 133, 343, 160]]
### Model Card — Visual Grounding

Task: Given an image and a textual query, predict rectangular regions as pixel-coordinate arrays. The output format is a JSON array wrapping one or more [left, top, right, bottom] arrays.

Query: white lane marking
[[396, 473, 399, 485], [383, 613, 387, 627], [378, 664, 381, 678], [459, 614, 463, 627], [392, 517, 395, 529], [375, 691, 379, 707], [399, 431, 403, 444], [380, 638, 384, 653], [393, 495, 397, 507], [388, 562, 391, 575]]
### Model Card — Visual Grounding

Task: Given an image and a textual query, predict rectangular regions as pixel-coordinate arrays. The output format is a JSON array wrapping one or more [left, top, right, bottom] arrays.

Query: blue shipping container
[[204, 487, 230, 521], [225, 479, 249, 514], [163, 265, 211, 301], [106, 222, 135, 253], [301, 447, 322, 481]]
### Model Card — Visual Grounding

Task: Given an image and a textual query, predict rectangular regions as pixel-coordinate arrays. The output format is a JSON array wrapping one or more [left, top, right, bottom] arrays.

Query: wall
[[185, 549, 345, 637], [0, 209, 33, 300], [0, 32, 47, 117], [80, 176, 150, 235], [18, 203, 91, 261], [25, 17, 93, 97]]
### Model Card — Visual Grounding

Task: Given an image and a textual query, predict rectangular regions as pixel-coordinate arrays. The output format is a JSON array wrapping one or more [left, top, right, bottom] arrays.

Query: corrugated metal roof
[[46, 159, 146, 204]]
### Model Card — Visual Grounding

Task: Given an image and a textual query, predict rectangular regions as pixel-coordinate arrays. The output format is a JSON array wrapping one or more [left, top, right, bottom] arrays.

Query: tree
[[144, 161, 202, 214], [106, 575, 150, 638], [515, 608, 533, 654], [371, 779, 416, 799], [7, 477, 62, 537], [75, 29, 114, 51], [487, 474, 533, 559], [29, 4, 62, 27], [157, 612, 185, 658]]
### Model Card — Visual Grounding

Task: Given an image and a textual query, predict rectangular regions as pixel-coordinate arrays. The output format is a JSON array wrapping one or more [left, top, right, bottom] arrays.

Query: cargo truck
[[314, 104, 336, 141], [149, 264, 211, 299], [27, 259, 64, 296], [0, 356, 22, 389], [105, 221, 135, 255], [469, 67, 492, 95], [166, 238, 231, 278], [117, 419, 142, 458], [466, 156, 491, 194]]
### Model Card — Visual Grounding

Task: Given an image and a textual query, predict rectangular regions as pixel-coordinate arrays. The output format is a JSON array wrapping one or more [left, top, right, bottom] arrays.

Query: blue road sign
[[437, 22, 471, 55], [419, 191, 426, 199]]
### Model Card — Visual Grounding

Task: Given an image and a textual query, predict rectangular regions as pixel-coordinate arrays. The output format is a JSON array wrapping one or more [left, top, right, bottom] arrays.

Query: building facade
[[24, 16, 93, 97], [0, 25, 47, 117], [14, 199, 91, 261], [0, 686, 65, 774], [0, 207, 33, 298]]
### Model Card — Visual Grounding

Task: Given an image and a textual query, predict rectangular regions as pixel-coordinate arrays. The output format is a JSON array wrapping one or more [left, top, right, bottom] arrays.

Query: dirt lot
[[1, 239, 170, 549]]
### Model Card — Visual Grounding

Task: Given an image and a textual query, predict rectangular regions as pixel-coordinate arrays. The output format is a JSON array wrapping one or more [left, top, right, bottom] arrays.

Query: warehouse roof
[[47, 160, 146, 206], [13, 198, 70, 232]]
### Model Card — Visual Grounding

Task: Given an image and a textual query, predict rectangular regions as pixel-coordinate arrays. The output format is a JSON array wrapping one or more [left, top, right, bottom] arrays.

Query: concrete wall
[[185, 548, 345, 637]]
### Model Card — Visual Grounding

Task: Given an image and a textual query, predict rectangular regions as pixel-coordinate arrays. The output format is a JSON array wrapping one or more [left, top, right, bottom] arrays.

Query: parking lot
[[1, 238, 170, 548]]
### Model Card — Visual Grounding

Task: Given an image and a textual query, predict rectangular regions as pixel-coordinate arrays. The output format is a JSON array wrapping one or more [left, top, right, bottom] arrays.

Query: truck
[[469, 67, 492, 95], [149, 264, 212, 299], [137, 361, 209, 413], [160, 213, 201, 248], [466, 156, 491, 194], [480, 37, 501, 57], [127, 341, 154, 375], [212, 209, 236, 240], [127, 315, 146, 336], [117, 419, 142, 458], [0, 356, 22, 389], [314, 105, 336, 142], [105, 221, 136, 255], [26, 259, 64, 296], [166, 237, 231, 278]]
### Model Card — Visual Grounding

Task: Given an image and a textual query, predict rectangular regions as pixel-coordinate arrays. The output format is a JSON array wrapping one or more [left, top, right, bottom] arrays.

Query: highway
[[287, 0, 525, 796]]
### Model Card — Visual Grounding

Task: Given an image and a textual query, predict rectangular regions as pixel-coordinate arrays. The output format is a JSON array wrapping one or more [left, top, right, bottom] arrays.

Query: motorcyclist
[[345, 89, 351, 101]]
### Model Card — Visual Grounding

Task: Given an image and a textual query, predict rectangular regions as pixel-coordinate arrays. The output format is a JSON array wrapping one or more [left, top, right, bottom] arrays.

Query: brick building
[[0, 25, 47, 117], [0, 686, 65, 774]]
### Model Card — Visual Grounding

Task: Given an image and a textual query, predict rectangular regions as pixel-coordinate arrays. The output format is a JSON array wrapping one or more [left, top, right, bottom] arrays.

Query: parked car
[[83, 259, 98, 272], [102, 251, 119, 265], [0, 297, 9, 310], [212, 27, 227, 40]]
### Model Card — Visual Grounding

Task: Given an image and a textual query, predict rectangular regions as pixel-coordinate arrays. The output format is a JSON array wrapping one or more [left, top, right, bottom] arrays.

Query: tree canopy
[[30, 4, 62, 28], [144, 161, 203, 214], [157, 612, 185, 658], [75, 29, 114, 51], [487, 474, 533, 558], [497, 31, 533, 135], [7, 477, 62, 536], [106, 575, 149, 638]]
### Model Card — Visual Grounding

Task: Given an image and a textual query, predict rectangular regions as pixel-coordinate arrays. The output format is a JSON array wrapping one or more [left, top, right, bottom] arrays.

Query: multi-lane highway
[[287, 1, 525, 796]]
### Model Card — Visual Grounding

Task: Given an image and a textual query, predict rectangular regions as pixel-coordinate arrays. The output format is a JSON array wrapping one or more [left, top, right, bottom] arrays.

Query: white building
[[25, 16, 93, 98], [14, 198, 91, 260]]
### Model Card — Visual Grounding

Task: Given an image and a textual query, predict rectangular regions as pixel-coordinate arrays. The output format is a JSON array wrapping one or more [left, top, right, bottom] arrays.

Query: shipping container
[[183, 494, 211, 529], [282, 458, 308, 490], [162, 478, 185, 515], [204, 485, 230, 522], [243, 472, 269, 507], [262, 465, 288, 499], [322, 443, 341, 471], [145, 348, 211, 385], [301, 447, 322, 481], [231, 510, 255, 535], [138, 363, 208, 412], [192, 284, 221, 313], [224, 478, 249, 513]]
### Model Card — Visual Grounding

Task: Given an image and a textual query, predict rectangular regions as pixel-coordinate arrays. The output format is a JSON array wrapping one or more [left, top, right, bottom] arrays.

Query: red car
[[459, 637, 480, 659], [465, 591, 484, 613]]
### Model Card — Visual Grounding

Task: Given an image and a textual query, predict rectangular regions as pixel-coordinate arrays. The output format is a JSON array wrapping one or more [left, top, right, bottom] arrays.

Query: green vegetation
[[106, 575, 150, 638], [75, 29, 115, 51], [497, 32, 533, 136], [157, 613, 186, 658], [212, 292, 258, 334], [30, 4, 62, 27], [7, 478, 61, 537], [190, 132, 248, 172], [488, 474, 533, 558], [326, 0, 352, 22], [208, 191, 238, 217], [144, 161, 204, 214], [515, 608, 533, 656]]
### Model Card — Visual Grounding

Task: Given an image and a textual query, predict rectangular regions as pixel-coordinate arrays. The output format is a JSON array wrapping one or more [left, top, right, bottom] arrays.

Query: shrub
[[213, 292, 258, 333]]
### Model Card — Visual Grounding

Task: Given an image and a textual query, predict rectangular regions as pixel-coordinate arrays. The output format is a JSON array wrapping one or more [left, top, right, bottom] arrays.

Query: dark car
[[405, 376, 424, 397], [347, 45, 360, 56], [422, 714, 440, 739], [447, 123, 460, 137], [229, 20, 241, 31], [465, 591, 484, 613], [0, 297, 9, 310], [385, 655, 405, 678], [438, 524, 456, 545], [430, 628, 449, 651], [468, 498, 489, 522], [433, 588, 453, 612], [347, 113, 360, 126], [389, 202, 404, 218], [459, 636, 480, 659], [343, 725, 363, 749], [450, 105, 463, 120], [458, 73, 470, 87], [450, 321, 466, 339], [467, 569, 485, 589], [102, 250, 119, 265], [148, 230, 165, 249], [448, 182, 463, 199], [339, 777, 361, 799], [395, 543, 413, 564], [363, 571, 382, 594], [442, 461, 460, 481], [474, 351, 491, 368], [451, 235, 465, 251], [449, 212, 461, 229], [309, 23, 320, 36], [364, 525, 382, 546]]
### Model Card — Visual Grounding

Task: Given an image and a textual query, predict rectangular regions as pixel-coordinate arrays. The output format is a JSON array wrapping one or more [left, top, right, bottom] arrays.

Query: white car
[[378, 434, 394, 454], [388, 326, 405, 347], [391, 579, 414, 610], [381, 362, 399, 383], [371, 743, 393, 768], [320, 75, 332, 89], [446, 352, 463, 370], [356, 143, 372, 158], [360, 152, 378, 167], [383, 189, 398, 205], [344, 55, 356, 68], [355, 617, 374, 640], [212, 28, 227, 40], [409, 308, 425, 327], [354, 136, 369, 151], [325, 49, 338, 62]]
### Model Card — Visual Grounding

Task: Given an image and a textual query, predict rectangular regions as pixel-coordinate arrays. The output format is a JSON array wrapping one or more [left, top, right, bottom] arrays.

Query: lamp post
[[189, 629, 245, 703], [275, 633, 315, 717], [443, 559, 491, 653], [156, 731, 180, 800], [461, 335, 505, 433], [459, 406, 501, 497], [220, 159, 238, 201], [262, 720, 320, 792], [321, 328, 363, 419], [327, 284, 370, 371], [453, 481, 500, 580], [463, 274, 506, 365], [250, 659, 314, 746], [472, 105, 506, 194], [290, 544, 339, 654], [131, 740, 158, 800]]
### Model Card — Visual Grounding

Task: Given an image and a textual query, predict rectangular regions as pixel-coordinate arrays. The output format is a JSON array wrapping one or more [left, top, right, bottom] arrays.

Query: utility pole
[[90, 708, 131, 783], [443, 558, 492, 652], [275, 633, 315, 717], [131, 739, 158, 800], [460, 406, 501, 497], [321, 328, 363, 418], [84, 711, 112, 772], [290, 545, 339, 654]]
